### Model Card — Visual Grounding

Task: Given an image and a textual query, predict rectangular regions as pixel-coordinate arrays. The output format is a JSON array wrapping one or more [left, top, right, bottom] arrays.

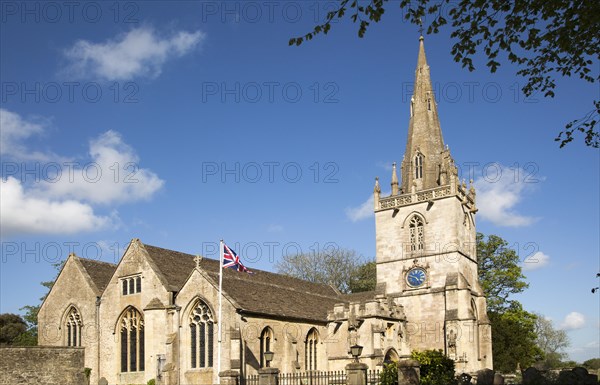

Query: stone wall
[[0, 346, 86, 385]]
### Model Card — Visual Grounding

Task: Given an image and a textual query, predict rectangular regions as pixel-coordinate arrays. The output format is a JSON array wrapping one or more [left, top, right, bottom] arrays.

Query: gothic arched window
[[120, 307, 144, 373], [409, 215, 424, 251], [305, 328, 319, 370], [190, 300, 215, 368], [415, 154, 423, 179], [65, 307, 82, 347], [260, 327, 274, 368]]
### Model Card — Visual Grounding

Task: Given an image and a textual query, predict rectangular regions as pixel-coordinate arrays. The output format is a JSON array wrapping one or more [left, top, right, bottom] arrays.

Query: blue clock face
[[407, 268, 426, 287]]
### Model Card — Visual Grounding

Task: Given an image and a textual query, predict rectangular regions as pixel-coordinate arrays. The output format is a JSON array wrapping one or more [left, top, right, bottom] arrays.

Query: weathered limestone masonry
[[0, 346, 86, 385], [36, 36, 494, 385], [373, 35, 493, 373]]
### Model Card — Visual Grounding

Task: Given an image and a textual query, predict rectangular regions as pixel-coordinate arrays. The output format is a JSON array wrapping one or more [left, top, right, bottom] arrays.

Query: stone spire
[[391, 162, 399, 195], [401, 36, 447, 193]]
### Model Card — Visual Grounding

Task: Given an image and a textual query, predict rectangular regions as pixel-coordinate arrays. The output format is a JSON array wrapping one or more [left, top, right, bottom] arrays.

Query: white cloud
[[474, 165, 540, 227], [346, 195, 374, 222], [522, 251, 550, 271], [40, 130, 164, 205], [0, 110, 164, 237], [561, 312, 586, 330], [64, 27, 205, 80], [0, 109, 56, 161], [0, 177, 112, 236]]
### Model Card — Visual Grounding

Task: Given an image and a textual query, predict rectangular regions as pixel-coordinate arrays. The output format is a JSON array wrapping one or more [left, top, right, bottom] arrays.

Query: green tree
[[477, 233, 528, 312], [348, 260, 377, 293], [290, 0, 600, 148], [476, 233, 542, 371], [533, 313, 570, 369], [583, 358, 600, 370], [411, 349, 457, 385], [0, 313, 28, 345], [489, 302, 543, 372], [276, 247, 364, 293]]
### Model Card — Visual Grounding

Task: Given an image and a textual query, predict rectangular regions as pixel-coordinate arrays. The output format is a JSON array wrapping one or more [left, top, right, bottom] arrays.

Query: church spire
[[401, 36, 447, 192]]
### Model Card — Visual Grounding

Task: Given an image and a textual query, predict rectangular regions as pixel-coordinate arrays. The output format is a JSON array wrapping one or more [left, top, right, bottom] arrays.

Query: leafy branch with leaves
[[290, 0, 600, 148]]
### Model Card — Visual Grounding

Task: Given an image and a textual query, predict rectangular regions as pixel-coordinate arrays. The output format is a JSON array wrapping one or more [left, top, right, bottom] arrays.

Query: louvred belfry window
[[415, 154, 423, 179], [409, 215, 424, 251]]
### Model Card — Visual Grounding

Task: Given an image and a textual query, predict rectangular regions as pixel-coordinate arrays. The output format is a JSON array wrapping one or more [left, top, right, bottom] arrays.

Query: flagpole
[[217, 239, 224, 383]]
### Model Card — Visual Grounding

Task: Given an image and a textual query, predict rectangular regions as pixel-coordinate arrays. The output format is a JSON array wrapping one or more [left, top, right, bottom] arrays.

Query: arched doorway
[[384, 348, 399, 364]]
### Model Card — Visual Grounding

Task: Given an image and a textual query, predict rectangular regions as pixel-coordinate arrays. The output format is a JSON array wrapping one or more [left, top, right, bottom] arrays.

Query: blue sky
[[1, 1, 598, 362]]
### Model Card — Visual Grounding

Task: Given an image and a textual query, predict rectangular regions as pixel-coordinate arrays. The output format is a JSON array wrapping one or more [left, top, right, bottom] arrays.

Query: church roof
[[143, 244, 198, 291], [142, 243, 347, 323], [341, 290, 380, 302], [77, 258, 117, 293]]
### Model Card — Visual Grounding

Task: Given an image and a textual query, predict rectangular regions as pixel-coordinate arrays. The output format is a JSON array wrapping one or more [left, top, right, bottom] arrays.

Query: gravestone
[[493, 373, 504, 385], [98, 378, 108, 385], [571, 367, 597, 385], [558, 370, 577, 385], [522, 367, 543, 385], [476, 369, 494, 385]]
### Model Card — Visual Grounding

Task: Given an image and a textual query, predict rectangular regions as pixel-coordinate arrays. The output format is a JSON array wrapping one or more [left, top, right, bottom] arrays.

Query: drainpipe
[[175, 293, 181, 385], [96, 296, 101, 382], [442, 290, 447, 356]]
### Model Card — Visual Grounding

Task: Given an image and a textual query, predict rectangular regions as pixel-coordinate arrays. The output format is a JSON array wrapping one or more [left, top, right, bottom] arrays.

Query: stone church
[[38, 37, 493, 385]]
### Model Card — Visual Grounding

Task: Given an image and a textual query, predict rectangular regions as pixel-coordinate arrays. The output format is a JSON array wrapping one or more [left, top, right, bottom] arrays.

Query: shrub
[[147, 379, 156, 385], [379, 362, 398, 385], [411, 349, 457, 385]]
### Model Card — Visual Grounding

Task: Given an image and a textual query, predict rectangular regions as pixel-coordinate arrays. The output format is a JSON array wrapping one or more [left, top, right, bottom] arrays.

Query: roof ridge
[[76, 256, 118, 267], [140, 242, 341, 322], [143, 244, 339, 293], [207, 270, 341, 300]]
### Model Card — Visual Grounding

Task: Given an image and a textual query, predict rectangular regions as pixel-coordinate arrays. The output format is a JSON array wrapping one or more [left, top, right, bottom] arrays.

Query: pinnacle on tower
[[391, 162, 399, 195]]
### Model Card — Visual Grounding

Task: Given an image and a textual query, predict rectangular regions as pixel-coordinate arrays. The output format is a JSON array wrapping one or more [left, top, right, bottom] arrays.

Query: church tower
[[373, 36, 493, 372]]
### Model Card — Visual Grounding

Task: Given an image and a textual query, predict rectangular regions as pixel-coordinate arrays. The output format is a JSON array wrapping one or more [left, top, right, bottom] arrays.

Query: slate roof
[[143, 245, 198, 291], [77, 258, 117, 293], [142, 243, 347, 322], [341, 290, 380, 303]]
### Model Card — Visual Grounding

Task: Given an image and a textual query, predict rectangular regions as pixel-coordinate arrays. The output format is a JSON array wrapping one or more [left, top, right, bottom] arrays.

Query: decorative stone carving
[[447, 329, 457, 358]]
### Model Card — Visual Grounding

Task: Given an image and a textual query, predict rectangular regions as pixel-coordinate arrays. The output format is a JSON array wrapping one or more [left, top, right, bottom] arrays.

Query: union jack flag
[[222, 243, 252, 273]]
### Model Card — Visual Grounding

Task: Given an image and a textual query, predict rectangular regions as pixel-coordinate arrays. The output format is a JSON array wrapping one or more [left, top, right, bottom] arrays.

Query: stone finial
[[391, 163, 399, 195], [373, 177, 381, 194], [194, 255, 203, 269]]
